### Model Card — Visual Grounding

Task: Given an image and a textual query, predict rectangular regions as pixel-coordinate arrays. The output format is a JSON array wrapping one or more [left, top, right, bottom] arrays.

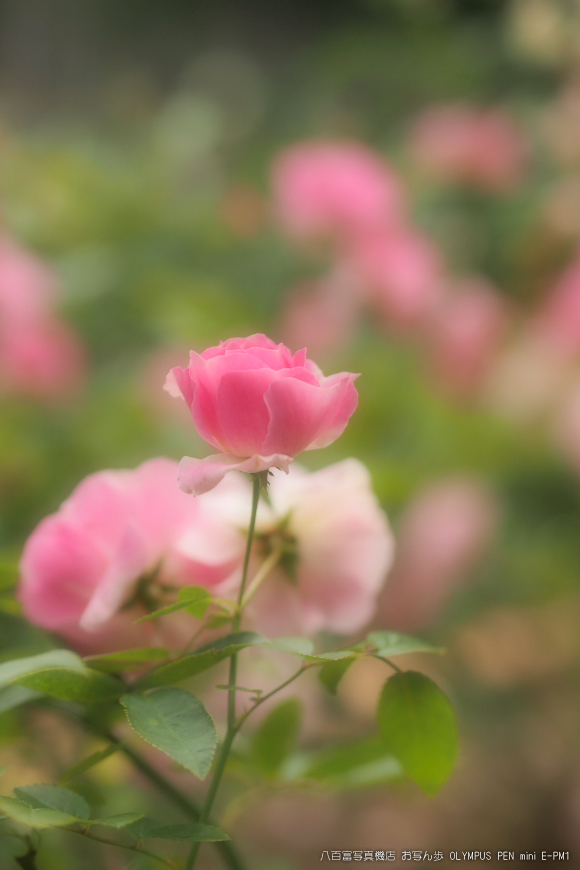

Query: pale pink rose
[[248, 460, 395, 636], [166, 334, 359, 495], [427, 278, 510, 396], [0, 318, 85, 398], [278, 276, 358, 359], [409, 104, 528, 192], [533, 251, 580, 359], [272, 141, 406, 242], [345, 227, 444, 328], [0, 234, 57, 325], [380, 479, 498, 632], [18, 458, 245, 654]]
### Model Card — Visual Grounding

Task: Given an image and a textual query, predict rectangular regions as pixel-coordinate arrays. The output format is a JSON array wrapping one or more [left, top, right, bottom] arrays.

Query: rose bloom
[[380, 478, 498, 632], [247, 459, 395, 636], [18, 458, 245, 654], [0, 234, 57, 325], [533, 250, 580, 360], [345, 227, 444, 329], [166, 334, 359, 495], [409, 103, 528, 193], [271, 141, 406, 242], [427, 277, 510, 397]]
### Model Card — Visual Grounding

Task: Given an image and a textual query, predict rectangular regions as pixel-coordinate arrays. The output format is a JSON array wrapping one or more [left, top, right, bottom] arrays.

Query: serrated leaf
[[121, 688, 217, 779], [252, 700, 302, 776], [368, 631, 442, 658], [13, 668, 124, 703], [318, 657, 356, 694], [14, 784, 90, 820], [136, 587, 212, 623], [147, 823, 229, 841], [299, 738, 404, 788], [88, 812, 144, 828], [377, 671, 458, 796], [0, 795, 77, 828], [59, 745, 118, 783], [135, 632, 268, 690], [84, 648, 169, 672], [267, 637, 314, 656]]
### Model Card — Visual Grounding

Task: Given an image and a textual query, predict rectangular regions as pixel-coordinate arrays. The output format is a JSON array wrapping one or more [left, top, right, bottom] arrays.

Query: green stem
[[375, 655, 403, 673], [236, 664, 310, 731], [63, 825, 178, 869], [187, 474, 261, 870]]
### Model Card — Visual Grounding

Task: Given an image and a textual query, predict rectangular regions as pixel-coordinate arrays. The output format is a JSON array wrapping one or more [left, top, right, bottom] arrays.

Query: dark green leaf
[[136, 587, 212, 623], [377, 671, 458, 796], [13, 668, 124, 703], [84, 648, 169, 672], [88, 812, 144, 828], [368, 631, 442, 658], [59, 745, 118, 783], [136, 632, 268, 689], [252, 699, 302, 776], [125, 816, 162, 839], [14, 784, 90, 820], [0, 651, 84, 688], [121, 688, 217, 778], [147, 823, 229, 841]]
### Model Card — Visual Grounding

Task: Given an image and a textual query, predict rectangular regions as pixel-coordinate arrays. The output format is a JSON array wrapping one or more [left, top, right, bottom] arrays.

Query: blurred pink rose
[[380, 478, 498, 632], [249, 459, 395, 636], [0, 234, 86, 398], [409, 104, 528, 192], [427, 278, 510, 396], [272, 141, 406, 242], [0, 317, 85, 398], [278, 275, 358, 360], [345, 227, 444, 328], [166, 334, 359, 495], [533, 250, 580, 359], [18, 458, 245, 653]]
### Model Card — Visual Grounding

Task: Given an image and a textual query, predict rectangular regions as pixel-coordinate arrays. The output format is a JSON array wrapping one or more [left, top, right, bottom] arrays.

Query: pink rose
[[18, 458, 245, 654], [345, 227, 444, 328], [278, 276, 358, 360], [248, 460, 395, 636], [0, 317, 85, 398], [272, 141, 406, 242], [0, 234, 57, 325], [427, 277, 509, 396], [380, 478, 498, 632], [409, 103, 528, 193], [533, 250, 580, 360], [166, 334, 359, 495]]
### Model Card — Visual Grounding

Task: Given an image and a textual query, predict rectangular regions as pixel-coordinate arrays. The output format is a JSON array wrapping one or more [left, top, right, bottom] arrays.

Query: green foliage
[[377, 671, 458, 796], [251, 699, 302, 776], [13, 784, 90, 820], [136, 586, 213, 622], [368, 631, 443, 657], [298, 738, 404, 788], [121, 688, 217, 778], [318, 657, 357, 694], [13, 667, 124, 703], [0, 795, 78, 828], [84, 647, 169, 672], [59, 745, 119, 783], [135, 631, 268, 689], [146, 823, 229, 841]]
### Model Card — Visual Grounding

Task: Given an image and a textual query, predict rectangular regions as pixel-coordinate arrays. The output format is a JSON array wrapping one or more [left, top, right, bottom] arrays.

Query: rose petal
[[178, 453, 293, 495]]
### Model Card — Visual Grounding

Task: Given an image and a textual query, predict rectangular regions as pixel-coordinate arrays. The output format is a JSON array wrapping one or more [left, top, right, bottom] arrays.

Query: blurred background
[[2, 0, 580, 867]]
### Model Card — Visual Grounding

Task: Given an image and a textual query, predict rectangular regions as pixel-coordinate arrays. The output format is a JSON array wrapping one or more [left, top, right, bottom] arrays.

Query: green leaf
[[0, 686, 40, 715], [299, 738, 404, 788], [121, 688, 217, 779], [318, 657, 356, 694], [0, 795, 78, 828], [368, 631, 442, 658], [0, 650, 84, 688], [302, 651, 354, 663], [13, 667, 124, 703], [14, 784, 90, 820], [88, 812, 145, 828], [267, 637, 314, 656], [147, 823, 229, 841], [136, 587, 212, 623], [59, 745, 118, 783], [377, 671, 458, 796], [252, 700, 302, 776], [125, 816, 161, 839], [136, 632, 268, 690], [84, 648, 169, 672]]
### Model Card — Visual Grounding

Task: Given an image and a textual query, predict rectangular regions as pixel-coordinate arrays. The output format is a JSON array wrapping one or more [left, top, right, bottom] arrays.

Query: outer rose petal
[[216, 368, 276, 456], [178, 453, 293, 496], [305, 374, 360, 450]]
